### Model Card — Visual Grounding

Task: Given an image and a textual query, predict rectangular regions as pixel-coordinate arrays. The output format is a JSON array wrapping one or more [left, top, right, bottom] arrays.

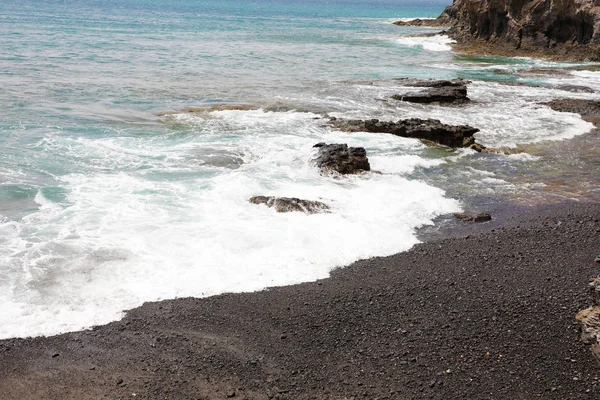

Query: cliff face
[[443, 0, 600, 60]]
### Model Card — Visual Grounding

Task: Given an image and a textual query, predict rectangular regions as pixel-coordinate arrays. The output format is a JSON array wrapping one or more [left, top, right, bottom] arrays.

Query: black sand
[[1, 201, 599, 399]]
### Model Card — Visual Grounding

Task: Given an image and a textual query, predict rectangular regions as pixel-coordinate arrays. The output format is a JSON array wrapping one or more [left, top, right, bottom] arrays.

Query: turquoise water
[[1, 0, 599, 339]]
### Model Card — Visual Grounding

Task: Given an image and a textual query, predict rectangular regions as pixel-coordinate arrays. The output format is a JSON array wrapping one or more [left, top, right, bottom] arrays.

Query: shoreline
[[1, 199, 599, 399]]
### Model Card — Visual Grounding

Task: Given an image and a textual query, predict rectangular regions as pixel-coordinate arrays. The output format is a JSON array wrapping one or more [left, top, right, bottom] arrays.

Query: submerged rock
[[553, 85, 596, 94], [329, 118, 478, 148], [576, 278, 600, 364], [454, 211, 492, 223], [156, 104, 258, 116], [249, 196, 330, 214], [543, 99, 600, 127], [312, 143, 371, 175]]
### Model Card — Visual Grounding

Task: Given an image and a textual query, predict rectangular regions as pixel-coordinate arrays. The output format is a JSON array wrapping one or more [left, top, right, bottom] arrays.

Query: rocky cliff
[[441, 0, 600, 60]]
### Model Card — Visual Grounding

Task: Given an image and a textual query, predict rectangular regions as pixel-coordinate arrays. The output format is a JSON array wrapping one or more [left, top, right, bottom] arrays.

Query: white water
[[0, 110, 463, 338], [396, 34, 456, 52]]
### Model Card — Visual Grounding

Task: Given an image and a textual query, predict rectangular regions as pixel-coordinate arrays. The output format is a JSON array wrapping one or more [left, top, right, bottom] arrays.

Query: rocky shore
[[1, 201, 599, 399], [396, 0, 600, 61]]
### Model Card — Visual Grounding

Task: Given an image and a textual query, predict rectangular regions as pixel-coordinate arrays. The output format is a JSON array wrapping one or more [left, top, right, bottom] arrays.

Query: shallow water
[[1, 0, 599, 339]]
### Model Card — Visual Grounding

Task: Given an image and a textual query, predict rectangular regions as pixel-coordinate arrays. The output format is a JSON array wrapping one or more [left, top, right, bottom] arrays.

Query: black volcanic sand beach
[[1, 201, 599, 399]]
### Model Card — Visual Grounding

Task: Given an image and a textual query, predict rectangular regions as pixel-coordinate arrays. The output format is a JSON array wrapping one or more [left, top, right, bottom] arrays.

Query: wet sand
[[1, 201, 599, 399]]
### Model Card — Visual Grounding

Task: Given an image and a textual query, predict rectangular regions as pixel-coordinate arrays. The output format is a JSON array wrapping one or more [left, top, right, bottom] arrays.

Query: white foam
[[396, 35, 455, 52], [372, 81, 595, 148], [0, 110, 461, 339]]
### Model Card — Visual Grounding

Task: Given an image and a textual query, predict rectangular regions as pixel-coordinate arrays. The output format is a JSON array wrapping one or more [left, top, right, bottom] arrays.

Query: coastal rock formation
[[543, 99, 600, 126], [392, 85, 469, 104], [312, 143, 371, 175], [393, 7, 456, 27], [454, 211, 492, 223], [442, 0, 600, 61], [391, 78, 470, 104], [249, 196, 330, 214], [576, 278, 600, 364], [329, 117, 479, 148]]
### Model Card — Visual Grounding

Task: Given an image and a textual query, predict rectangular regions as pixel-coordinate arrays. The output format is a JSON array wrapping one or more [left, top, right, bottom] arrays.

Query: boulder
[[392, 85, 469, 104], [454, 211, 492, 223], [390, 79, 470, 104], [249, 196, 330, 214], [576, 278, 600, 364], [329, 118, 478, 148], [312, 143, 370, 175]]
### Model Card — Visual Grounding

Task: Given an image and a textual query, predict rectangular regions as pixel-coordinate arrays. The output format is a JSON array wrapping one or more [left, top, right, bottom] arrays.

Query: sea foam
[[0, 110, 461, 339]]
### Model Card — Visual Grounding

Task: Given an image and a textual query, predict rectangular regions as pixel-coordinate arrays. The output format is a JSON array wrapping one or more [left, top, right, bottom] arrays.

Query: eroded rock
[[249, 196, 330, 214], [391, 79, 470, 104], [329, 118, 478, 148], [312, 143, 370, 175], [442, 0, 600, 61], [577, 278, 600, 364]]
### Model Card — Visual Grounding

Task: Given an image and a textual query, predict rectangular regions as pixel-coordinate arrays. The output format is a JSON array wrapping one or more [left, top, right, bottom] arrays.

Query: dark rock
[[249, 196, 330, 214], [454, 211, 492, 223], [542, 99, 600, 127], [393, 78, 471, 88], [391, 79, 470, 104], [311, 143, 370, 175], [393, 8, 455, 27], [51, 353, 59, 358], [329, 118, 478, 148], [442, 0, 600, 61], [392, 85, 469, 104]]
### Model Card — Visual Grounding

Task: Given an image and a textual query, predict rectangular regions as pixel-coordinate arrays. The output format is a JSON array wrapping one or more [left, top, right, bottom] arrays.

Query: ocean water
[[1, 0, 599, 339]]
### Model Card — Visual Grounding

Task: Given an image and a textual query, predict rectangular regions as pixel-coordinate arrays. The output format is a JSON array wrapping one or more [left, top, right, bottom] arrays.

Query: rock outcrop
[[576, 278, 600, 364], [390, 78, 471, 104], [543, 99, 600, 126], [249, 196, 330, 214], [441, 0, 600, 61], [392, 85, 469, 104], [312, 143, 371, 175], [329, 118, 479, 148]]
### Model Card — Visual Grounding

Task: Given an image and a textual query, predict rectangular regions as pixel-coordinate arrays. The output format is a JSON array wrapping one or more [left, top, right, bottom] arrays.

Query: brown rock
[[454, 211, 492, 223], [576, 278, 600, 364]]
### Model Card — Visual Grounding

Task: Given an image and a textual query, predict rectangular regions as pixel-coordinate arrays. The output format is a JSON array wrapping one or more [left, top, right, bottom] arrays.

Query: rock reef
[[329, 117, 479, 148]]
